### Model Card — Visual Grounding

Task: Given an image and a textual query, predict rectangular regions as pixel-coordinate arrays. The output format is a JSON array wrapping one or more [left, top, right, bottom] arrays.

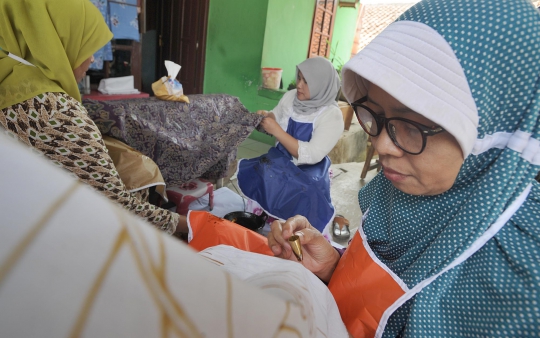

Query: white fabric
[[0, 134, 318, 338], [341, 21, 478, 158], [273, 90, 344, 165], [199, 245, 349, 338], [98, 75, 140, 95], [472, 130, 540, 165], [187, 187, 246, 217]]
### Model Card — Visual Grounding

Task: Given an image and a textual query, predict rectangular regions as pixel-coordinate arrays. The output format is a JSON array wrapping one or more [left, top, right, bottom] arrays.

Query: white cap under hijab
[[341, 21, 479, 158]]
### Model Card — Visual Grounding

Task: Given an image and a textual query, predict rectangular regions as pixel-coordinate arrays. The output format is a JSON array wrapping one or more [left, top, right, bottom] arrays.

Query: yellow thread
[[0, 182, 80, 286], [200, 256, 225, 266], [317, 327, 328, 337], [274, 302, 303, 338], [161, 314, 171, 338], [157, 232, 170, 338], [125, 232, 187, 337], [226, 273, 234, 338], [157, 231, 166, 278], [122, 213, 201, 338], [69, 228, 129, 338], [273, 302, 290, 338], [131, 221, 163, 283], [278, 325, 303, 337]]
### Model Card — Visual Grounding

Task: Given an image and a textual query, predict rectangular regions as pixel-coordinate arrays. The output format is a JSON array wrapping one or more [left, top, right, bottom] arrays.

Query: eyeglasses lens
[[356, 106, 424, 154], [356, 108, 378, 135], [388, 120, 424, 154]]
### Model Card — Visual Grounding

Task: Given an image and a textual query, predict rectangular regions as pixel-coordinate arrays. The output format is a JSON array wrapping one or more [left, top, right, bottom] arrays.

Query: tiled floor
[[236, 138, 273, 160]]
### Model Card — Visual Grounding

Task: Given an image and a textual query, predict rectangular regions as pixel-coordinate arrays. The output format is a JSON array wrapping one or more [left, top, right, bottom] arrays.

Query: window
[[308, 0, 338, 58]]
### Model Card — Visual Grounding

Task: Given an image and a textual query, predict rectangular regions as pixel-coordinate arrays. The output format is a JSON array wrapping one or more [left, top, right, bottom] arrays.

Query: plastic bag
[[151, 60, 190, 103]]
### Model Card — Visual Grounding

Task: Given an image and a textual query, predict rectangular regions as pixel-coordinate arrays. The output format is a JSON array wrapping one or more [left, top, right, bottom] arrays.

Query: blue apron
[[237, 116, 335, 232]]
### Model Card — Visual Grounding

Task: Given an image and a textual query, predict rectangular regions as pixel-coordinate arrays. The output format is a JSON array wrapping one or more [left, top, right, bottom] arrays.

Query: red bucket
[[261, 67, 283, 90]]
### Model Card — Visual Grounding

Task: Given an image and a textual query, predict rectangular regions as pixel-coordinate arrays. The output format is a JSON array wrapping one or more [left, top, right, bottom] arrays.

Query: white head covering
[[293, 56, 340, 114], [341, 21, 479, 158]]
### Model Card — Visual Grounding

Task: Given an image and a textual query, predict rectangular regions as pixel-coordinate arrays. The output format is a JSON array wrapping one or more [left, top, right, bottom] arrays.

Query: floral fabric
[[89, 0, 113, 70], [109, 1, 140, 42], [0, 92, 179, 234], [83, 94, 263, 186]]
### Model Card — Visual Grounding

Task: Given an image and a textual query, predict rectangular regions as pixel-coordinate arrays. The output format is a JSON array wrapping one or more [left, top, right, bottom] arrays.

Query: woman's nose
[[371, 126, 403, 157]]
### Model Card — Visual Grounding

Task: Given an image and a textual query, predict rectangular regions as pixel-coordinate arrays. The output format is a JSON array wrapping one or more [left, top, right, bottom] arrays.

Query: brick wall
[[351, 3, 416, 57]]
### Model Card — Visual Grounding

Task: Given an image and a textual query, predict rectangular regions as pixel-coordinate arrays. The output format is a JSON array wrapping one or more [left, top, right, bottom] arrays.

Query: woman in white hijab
[[237, 57, 344, 238]]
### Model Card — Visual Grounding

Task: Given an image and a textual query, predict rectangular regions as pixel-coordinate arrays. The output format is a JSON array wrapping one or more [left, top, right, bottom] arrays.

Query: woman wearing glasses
[[268, 0, 540, 336]]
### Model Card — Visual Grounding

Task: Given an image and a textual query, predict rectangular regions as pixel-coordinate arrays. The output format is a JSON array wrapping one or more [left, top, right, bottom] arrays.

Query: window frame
[[307, 0, 338, 58]]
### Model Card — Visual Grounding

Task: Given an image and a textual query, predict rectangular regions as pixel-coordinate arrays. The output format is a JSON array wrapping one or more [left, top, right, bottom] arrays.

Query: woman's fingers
[[282, 215, 312, 238], [265, 112, 276, 120], [268, 220, 287, 256], [261, 118, 279, 135], [267, 216, 312, 258]]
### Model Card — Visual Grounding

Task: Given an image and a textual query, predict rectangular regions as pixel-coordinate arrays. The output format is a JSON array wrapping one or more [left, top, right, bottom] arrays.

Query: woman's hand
[[259, 116, 282, 136], [267, 215, 341, 283], [256, 111, 280, 135], [255, 110, 300, 158], [255, 110, 272, 117]]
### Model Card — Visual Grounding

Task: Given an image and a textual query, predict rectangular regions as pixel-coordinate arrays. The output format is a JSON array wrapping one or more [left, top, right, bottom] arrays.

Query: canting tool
[[288, 235, 303, 261]]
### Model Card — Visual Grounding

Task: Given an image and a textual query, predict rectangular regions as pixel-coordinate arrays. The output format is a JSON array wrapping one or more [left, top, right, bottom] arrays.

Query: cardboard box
[[338, 101, 354, 131]]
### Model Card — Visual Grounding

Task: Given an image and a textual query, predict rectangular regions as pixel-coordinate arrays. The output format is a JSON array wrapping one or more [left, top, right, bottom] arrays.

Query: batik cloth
[[83, 95, 263, 185], [0, 92, 180, 234]]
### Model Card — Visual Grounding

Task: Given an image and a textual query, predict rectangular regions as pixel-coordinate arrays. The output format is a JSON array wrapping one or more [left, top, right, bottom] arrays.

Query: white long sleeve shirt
[[272, 90, 344, 165]]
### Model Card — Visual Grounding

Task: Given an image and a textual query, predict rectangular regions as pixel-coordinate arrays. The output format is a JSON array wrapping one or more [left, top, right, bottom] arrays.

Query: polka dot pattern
[[357, 0, 540, 336]]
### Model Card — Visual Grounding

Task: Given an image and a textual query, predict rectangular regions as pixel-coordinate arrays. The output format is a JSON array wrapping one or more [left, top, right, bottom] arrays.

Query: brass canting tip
[[288, 235, 303, 261]]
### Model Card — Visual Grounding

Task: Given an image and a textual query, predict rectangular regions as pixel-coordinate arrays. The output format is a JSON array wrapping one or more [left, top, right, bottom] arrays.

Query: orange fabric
[[187, 211, 273, 256], [328, 232, 406, 338]]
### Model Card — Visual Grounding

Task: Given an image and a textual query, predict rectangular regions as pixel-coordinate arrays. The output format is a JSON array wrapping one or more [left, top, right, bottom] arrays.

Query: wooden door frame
[[194, 0, 209, 94], [146, 0, 209, 94]]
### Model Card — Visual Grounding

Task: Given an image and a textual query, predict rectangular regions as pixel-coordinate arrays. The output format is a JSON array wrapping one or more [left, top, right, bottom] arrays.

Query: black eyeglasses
[[351, 97, 446, 155]]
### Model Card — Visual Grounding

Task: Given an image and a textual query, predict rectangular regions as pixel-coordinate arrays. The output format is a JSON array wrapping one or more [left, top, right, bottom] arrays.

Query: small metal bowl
[[223, 211, 268, 232]]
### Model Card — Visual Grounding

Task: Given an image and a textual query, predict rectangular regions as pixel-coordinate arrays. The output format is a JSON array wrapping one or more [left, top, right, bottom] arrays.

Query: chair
[[166, 178, 214, 216], [360, 137, 381, 180]]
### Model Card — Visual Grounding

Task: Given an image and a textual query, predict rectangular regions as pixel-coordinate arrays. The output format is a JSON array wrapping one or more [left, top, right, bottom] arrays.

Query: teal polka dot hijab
[[354, 0, 540, 336]]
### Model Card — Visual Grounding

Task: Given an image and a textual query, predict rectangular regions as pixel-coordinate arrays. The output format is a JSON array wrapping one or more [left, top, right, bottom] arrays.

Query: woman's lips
[[383, 166, 408, 182]]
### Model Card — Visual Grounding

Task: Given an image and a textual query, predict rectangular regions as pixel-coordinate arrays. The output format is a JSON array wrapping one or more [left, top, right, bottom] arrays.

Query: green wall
[[203, 0, 273, 112], [261, 1, 359, 85], [330, 6, 359, 72], [261, 0, 316, 90], [203, 1, 359, 145], [203, 0, 276, 144]]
